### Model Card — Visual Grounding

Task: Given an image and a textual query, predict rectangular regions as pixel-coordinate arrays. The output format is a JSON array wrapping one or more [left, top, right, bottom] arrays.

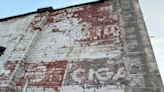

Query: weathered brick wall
[[0, 15, 36, 91], [0, 0, 163, 92], [120, 0, 164, 91]]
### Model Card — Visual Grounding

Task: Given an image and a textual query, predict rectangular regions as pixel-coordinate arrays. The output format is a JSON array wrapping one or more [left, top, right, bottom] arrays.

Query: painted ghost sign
[[63, 58, 126, 88], [16, 60, 68, 91]]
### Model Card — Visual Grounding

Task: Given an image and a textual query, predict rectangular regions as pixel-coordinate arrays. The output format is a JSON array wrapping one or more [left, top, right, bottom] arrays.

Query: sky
[[0, 0, 163, 83]]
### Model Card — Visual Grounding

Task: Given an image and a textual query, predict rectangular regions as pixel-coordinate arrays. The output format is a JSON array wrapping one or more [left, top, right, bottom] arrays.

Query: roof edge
[[0, 0, 107, 22], [0, 11, 37, 22]]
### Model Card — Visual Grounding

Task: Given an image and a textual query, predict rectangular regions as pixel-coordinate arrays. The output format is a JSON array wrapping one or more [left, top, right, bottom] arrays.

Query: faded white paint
[[60, 85, 124, 92]]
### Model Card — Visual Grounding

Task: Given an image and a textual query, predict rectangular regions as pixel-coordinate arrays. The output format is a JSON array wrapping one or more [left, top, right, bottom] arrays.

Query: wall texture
[[0, 0, 163, 92]]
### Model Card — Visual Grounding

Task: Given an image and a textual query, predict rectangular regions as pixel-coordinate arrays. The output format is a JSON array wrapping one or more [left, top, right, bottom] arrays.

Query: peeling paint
[[16, 60, 67, 91], [0, 61, 18, 80], [0, 0, 163, 92], [63, 58, 126, 88]]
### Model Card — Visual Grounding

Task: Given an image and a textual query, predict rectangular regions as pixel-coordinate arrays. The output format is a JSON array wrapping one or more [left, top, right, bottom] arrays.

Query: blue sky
[[0, 0, 97, 18], [0, 0, 164, 83]]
